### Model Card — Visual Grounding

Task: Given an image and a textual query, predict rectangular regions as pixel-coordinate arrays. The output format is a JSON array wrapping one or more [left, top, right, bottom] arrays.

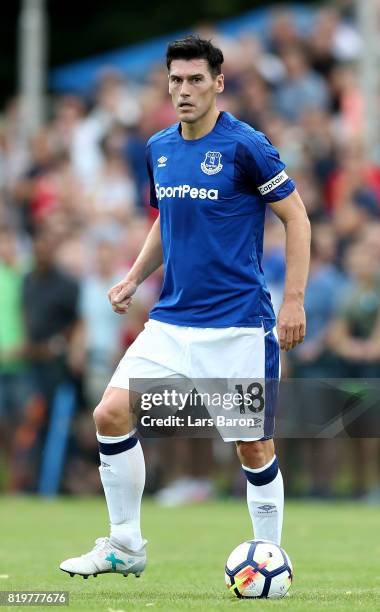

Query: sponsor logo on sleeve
[[258, 170, 288, 195]]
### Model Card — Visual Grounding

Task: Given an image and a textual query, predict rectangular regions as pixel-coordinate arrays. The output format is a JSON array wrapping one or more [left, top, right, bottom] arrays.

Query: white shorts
[[109, 319, 280, 441]]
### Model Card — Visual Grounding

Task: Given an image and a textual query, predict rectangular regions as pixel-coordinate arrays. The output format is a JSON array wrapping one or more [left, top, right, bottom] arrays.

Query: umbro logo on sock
[[257, 504, 277, 513]]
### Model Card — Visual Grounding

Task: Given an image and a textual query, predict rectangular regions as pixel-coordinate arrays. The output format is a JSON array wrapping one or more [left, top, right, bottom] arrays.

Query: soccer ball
[[225, 539, 293, 599]]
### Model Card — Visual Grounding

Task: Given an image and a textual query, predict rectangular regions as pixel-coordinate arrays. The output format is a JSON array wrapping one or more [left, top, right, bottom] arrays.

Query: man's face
[[168, 59, 224, 123]]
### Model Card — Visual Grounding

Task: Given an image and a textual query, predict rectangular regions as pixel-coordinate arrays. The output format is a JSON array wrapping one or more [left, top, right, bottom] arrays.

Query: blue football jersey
[[146, 111, 295, 328]]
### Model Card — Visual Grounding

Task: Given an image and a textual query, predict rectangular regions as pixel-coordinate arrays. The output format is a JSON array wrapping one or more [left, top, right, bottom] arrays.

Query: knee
[[93, 399, 124, 432], [236, 440, 274, 469]]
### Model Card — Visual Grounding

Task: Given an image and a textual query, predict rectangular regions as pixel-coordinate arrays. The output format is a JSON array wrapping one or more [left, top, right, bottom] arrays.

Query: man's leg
[[236, 439, 284, 545], [60, 386, 146, 577], [94, 386, 145, 552]]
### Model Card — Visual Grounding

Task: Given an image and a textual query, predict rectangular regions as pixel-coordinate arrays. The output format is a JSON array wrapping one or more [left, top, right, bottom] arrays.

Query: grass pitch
[[0, 497, 379, 611]]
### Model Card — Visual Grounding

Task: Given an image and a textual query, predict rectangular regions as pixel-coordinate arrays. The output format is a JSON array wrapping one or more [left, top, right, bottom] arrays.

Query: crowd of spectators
[[1, 5, 379, 502]]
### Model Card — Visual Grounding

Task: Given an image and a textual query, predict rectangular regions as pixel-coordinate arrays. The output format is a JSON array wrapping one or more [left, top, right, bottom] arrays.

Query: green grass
[[0, 497, 379, 611]]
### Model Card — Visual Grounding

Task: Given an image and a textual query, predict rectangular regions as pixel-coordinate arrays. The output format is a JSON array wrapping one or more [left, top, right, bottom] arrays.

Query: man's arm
[[108, 216, 163, 314], [269, 189, 311, 351]]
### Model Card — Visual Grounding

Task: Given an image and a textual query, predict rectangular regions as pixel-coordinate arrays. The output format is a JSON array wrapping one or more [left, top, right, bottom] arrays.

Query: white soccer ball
[[225, 539, 293, 599]]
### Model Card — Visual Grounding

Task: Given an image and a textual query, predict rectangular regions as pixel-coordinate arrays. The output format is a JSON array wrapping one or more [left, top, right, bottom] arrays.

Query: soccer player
[[60, 36, 310, 579]]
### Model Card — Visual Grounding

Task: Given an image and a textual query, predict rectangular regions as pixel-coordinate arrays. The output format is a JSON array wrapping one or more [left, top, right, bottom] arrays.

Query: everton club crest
[[201, 151, 223, 175]]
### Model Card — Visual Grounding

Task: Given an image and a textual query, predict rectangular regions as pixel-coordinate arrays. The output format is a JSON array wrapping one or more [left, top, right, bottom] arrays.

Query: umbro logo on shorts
[[258, 170, 288, 195]]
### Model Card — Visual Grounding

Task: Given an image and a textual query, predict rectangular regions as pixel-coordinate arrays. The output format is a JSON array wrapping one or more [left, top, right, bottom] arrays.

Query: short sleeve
[[145, 145, 158, 209], [236, 133, 296, 204]]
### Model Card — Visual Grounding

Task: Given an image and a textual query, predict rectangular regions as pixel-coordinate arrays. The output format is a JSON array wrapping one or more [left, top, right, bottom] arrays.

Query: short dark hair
[[166, 35, 224, 77]]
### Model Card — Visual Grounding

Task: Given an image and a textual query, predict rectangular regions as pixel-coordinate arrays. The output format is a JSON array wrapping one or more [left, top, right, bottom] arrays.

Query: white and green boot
[[60, 537, 147, 579]]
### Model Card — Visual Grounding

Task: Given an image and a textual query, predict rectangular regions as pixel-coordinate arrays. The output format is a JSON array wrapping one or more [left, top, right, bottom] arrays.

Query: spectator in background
[[275, 46, 330, 122], [13, 132, 84, 234], [359, 221, 380, 263], [84, 142, 137, 229], [326, 140, 380, 244], [330, 66, 363, 136], [22, 228, 80, 403], [94, 69, 142, 129], [320, 6, 361, 62], [289, 170, 324, 220], [300, 109, 337, 187], [260, 115, 304, 173], [0, 98, 30, 196], [50, 96, 104, 188], [329, 240, 380, 498], [279, 224, 345, 498], [236, 71, 274, 131], [71, 231, 126, 406], [13, 228, 80, 490], [12, 129, 55, 232], [267, 9, 302, 55], [329, 241, 380, 376], [307, 9, 339, 80], [239, 35, 286, 87], [292, 222, 345, 378], [139, 66, 177, 134], [0, 226, 29, 483]]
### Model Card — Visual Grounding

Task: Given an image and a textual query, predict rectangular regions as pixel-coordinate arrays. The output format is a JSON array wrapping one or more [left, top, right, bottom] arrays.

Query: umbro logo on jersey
[[201, 151, 223, 175], [258, 170, 288, 195], [157, 156, 168, 167]]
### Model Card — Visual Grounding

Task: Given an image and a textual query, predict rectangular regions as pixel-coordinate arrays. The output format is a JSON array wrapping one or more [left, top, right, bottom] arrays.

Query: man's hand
[[277, 298, 306, 351], [108, 279, 138, 314]]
